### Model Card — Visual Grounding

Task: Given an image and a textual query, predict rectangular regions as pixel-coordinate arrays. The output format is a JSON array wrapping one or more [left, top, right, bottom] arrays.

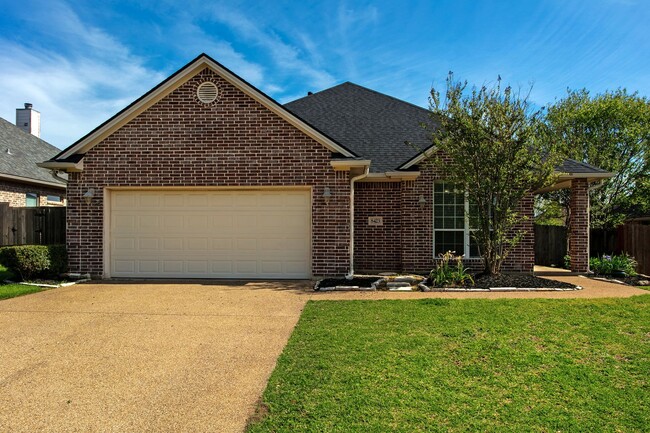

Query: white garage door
[[109, 190, 311, 279]]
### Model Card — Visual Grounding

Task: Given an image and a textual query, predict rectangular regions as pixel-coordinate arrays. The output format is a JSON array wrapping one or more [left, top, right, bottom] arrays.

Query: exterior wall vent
[[197, 82, 218, 104]]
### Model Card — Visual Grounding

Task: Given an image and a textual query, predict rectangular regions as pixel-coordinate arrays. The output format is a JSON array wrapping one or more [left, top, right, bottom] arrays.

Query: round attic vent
[[197, 82, 218, 103]]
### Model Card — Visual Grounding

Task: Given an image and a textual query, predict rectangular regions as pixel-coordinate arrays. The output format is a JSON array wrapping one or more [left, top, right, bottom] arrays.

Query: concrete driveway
[[0, 281, 312, 433]]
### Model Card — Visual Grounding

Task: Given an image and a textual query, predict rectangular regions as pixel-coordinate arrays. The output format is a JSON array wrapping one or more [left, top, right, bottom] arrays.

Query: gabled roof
[[285, 82, 432, 173], [0, 117, 66, 188], [42, 53, 357, 170], [286, 83, 613, 183]]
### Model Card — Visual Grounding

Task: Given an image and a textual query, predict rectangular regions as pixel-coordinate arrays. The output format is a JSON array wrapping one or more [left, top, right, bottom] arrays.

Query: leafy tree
[[544, 89, 650, 228], [424, 73, 564, 275]]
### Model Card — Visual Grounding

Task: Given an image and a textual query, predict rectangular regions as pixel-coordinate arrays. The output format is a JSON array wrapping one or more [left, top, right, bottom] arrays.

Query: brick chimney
[[16, 103, 41, 138]]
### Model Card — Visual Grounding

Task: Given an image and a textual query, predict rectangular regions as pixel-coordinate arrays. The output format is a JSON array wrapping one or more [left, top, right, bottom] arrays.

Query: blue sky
[[0, 0, 648, 149]]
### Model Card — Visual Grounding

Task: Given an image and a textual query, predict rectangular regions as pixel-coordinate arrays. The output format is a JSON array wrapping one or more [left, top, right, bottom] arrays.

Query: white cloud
[[210, 7, 337, 89], [0, 1, 164, 149]]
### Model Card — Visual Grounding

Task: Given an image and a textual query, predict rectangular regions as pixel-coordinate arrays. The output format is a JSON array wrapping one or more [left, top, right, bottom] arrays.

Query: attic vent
[[197, 82, 218, 103]]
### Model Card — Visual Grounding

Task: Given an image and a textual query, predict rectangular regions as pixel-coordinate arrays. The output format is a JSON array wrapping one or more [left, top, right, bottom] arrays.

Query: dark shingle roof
[[286, 82, 611, 177], [557, 159, 610, 174], [285, 82, 432, 173], [0, 117, 66, 185]]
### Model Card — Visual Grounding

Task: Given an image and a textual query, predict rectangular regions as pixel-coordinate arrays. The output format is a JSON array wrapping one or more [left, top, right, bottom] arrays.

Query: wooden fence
[[0, 203, 66, 246], [534, 225, 567, 267], [534, 223, 650, 275], [619, 224, 650, 276]]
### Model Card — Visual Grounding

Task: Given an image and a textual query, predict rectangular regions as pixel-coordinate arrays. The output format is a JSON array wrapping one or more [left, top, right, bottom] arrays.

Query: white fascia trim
[[398, 146, 436, 170], [330, 160, 371, 171], [0, 172, 67, 189], [58, 56, 356, 160], [555, 172, 613, 180], [359, 171, 421, 182], [386, 171, 421, 180], [37, 161, 84, 172]]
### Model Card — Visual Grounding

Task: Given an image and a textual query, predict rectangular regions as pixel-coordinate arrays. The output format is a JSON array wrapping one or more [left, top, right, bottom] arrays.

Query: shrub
[[563, 255, 571, 270], [0, 245, 68, 281], [590, 253, 637, 276], [429, 251, 474, 287]]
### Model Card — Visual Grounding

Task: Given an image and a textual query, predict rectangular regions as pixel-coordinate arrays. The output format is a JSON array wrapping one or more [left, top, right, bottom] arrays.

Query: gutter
[[346, 166, 370, 279]]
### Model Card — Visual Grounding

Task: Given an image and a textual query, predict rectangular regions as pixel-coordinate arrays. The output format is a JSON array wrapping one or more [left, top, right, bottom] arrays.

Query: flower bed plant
[[590, 253, 638, 277]]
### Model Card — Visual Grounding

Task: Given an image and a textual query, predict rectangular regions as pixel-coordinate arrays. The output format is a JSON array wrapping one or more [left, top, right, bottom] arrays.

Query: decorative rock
[[394, 276, 421, 284], [387, 282, 411, 288], [388, 287, 413, 292], [639, 280, 650, 286], [418, 283, 431, 292], [371, 278, 387, 290], [379, 272, 397, 276]]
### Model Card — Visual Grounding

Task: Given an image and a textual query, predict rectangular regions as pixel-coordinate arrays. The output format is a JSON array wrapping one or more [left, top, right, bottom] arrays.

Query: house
[[0, 105, 66, 207], [40, 54, 610, 279]]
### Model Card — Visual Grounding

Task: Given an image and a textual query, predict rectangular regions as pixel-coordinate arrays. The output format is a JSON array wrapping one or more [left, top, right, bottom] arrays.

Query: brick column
[[569, 178, 589, 273]]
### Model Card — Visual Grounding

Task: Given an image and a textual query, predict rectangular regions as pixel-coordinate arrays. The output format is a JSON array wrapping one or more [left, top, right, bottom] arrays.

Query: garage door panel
[[110, 190, 310, 278]]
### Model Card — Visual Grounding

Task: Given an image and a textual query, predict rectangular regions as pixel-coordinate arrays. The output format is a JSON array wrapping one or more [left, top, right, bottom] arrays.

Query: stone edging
[[4, 279, 90, 288], [315, 278, 583, 292]]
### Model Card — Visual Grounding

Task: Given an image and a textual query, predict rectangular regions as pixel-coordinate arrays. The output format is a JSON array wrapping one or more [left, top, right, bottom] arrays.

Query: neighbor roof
[[285, 82, 433, 173], [0, 117, 66, 187]]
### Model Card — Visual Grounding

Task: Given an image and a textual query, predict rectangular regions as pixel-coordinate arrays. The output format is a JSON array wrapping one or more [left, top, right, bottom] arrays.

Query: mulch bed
[[470, 273, 577, 289]]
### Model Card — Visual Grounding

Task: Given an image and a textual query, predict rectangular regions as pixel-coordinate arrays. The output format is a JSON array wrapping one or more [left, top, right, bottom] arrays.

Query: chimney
[[16, 103, 41, 138]]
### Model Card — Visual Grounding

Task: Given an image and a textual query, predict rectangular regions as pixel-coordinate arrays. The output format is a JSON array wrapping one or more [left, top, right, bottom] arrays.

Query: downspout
[[49, 169, 68, 184], [346, 166, 369, 279]]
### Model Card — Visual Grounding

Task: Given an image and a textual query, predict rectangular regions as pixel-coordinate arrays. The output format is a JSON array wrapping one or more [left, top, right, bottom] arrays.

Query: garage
[[108, 189, 311, 279]]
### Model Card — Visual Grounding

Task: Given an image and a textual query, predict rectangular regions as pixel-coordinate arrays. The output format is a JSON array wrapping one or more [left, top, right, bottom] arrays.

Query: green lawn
[[0, 264, 46, 300], [248, 296, 650, 433]]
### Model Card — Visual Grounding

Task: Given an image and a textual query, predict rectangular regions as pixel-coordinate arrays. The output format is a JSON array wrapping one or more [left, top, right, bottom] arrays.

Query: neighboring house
[[40, 54, 610, 279], [0, 106, 67, 207]]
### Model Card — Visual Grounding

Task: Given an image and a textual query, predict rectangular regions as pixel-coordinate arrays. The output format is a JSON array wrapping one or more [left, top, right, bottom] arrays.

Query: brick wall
[[569, 178, 589, 272], [0, 179, 66, 207], [354, 182, 402, 272], [355, 161, 536, 275], [66, 67, 351, 277]]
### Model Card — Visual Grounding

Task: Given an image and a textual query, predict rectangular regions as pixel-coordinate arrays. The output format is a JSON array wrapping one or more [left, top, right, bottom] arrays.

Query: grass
[[640, 286, 650, 291], [0, 264, 47, 300], [248, 296, 650, 433]]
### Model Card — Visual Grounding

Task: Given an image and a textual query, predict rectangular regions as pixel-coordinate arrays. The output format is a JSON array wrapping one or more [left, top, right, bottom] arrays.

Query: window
[[433, 182, 479, 257], [47, 195, 62, 203], [25, 192, 38, 207]]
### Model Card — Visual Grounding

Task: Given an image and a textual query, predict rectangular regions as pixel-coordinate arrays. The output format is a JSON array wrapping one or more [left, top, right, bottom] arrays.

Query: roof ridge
[[286, 81, 430, 115], [339, 82, 430, 114]]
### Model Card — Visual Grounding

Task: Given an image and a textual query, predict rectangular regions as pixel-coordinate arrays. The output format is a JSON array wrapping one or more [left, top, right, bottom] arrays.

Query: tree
[[425, 73, 564, 275], [544, 89, 650, 229]]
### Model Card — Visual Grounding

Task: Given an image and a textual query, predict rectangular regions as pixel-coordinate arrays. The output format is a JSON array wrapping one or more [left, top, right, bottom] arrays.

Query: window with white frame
[[433, 182, 479, 257]]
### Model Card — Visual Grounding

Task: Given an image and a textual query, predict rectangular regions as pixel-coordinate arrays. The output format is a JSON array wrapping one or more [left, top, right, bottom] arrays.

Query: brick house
[[40, 54, 609, 279], [1, 110, 66, 208]]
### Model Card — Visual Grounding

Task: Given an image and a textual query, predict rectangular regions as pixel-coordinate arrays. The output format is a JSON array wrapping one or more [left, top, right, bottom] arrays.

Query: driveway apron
[[0, 281, 311, 433]]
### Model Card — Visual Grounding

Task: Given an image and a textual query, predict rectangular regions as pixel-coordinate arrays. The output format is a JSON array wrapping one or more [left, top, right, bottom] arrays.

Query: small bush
[[429, 251, 474, 287], [0, 245, 68, 281], [590, 253, 637, 276], [563, 254, 571, 270]]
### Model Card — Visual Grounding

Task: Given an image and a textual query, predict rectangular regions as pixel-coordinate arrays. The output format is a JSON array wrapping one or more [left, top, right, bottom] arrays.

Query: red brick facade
[[0, 179, 66, 207], [66, 68, 351, 277], [354, 166, 535, 274], [354, 182, 402, 272], [569, 178, 589, 272]]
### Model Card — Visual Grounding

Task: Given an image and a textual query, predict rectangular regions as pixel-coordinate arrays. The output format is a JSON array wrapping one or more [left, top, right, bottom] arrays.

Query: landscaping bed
[[315, 273, 579, 291], [589, 274, 650, 287]]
